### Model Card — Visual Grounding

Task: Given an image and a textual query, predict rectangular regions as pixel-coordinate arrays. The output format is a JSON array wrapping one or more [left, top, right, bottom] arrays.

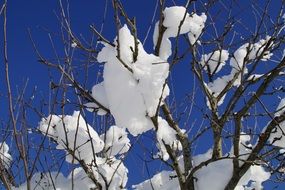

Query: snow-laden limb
[[155, 117, 182, 161], [100, 125, 130, 156], [13, 171, 95, 190], [14, 158, 128, 190], [234, 133, 252, 164], [94, 25, 169, 136], [205, 37, 273, 107], [187, 13, 207, 45], [200, 50, 229, 75], [238, 165, 271, 190], [134, 135, 270, 190], [153, 6, 207, 60], [135, 154, 269, 190], [93, 157, 128, 190], [230, 36, 273, 74], [85, 82, 109, 115], [132, 170, 179, 190], [37, 111, 129, 189], [38, 111, 104, 164], [0, 142, 12, 168], [275, 98, 285, 117], [157, 117, 179, 145], [247, 74, 263, 82], [268, 98, 285, 148], [206, 75, 232, 96], [194, 134, 269, 190], [194, 158, 269, 190]]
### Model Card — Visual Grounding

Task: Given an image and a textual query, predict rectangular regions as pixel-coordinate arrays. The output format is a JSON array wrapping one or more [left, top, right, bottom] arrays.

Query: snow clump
[[155, 117, 182, 161], [205, 37, 273, 107], [268, 98, 285, 148], [89, 25, 169, 136], [134, 135, 270, 190], [38, 111, 104, 164], [153, 6, 207, 60], [0, 141, 12, 168]]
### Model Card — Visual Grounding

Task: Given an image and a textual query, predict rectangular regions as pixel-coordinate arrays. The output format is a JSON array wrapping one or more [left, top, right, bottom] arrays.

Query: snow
[[200, 50, 229, 74], [13, 171, 95, 190], [93, 157, 128, 190], [194, 158, 269, 190], [132, 170, 179, 190], [194, 134, 269, 190], [85, 82, 109, 115], [268, 98, 285, 148], [194, 158, 232, 190], [37, 112, 129, 190], [187, 13, 207, 45], [155, 141, 169, 161], [37, 112, 130, 189], [275, 98, 285, 117], [134, 154, 269, 190], [38, 114, 61, 138], [100, 125, 130, 156], [71, 41, 77, 48], [230, 37, 272, 73], [38, 111, 104, 164], [134, 134, 270, 190], [247, 74, 263, 81], [234, 133, 252, 164], [95, 24, 169, 136], [0, 142, 12, 168], [153, 6, 207, 60], [238, 165, 270, 190], [205, 74, 230, 107], [163, 6, 206, 39], [157, 117, 178, 145], [132, 55, 169, 117], [207, 74, 232, 96], [155, 117, 182, 161], [14, 158, 128, 190], [163, 7, 190, 34], [205, 37, 273, 107]]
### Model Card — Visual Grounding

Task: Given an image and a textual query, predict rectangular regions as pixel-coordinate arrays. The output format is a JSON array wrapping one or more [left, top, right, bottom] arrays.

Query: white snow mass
[[38, 111, 104, 164], [153, 6, 207, 60], [94, 25, 169, 136], [200, 50, 229, 74], [0, 141, 12, 169], [100, 125, 130, 156], [205, 37, 273, 107], [156, 117, 182, 161], [134, 135, 270, 190], [85, 81, 109, 115], [268, 98, 285, 148], [14, 158, 128, 190]]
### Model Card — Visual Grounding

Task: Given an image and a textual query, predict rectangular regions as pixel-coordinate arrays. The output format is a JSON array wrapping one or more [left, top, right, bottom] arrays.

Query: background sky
[[1, 0, 285, 189]]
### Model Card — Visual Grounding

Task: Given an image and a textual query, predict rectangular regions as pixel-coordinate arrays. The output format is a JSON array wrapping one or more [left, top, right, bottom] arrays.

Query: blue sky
[[1, 0, 285, 189]]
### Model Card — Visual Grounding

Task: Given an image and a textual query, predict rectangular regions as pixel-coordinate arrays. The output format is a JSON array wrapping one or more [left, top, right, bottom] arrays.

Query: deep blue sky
[[1, 0, 285, 189]]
